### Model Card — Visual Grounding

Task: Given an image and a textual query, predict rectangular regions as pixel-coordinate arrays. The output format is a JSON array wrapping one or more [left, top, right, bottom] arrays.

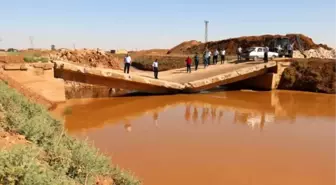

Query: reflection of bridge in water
[[61, 90, 335, 132]]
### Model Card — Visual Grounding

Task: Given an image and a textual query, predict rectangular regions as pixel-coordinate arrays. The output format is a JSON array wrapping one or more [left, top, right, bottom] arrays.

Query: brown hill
[[167, 34, 332, 55], [167, 40, 202, 54]]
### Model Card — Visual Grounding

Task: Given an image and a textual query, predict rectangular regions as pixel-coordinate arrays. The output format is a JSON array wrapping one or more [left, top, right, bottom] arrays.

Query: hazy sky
[[0, 0, 335, 50]]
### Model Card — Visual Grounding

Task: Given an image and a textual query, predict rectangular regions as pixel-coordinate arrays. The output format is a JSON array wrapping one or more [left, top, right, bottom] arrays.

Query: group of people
[[123, 54, 159, 79], [123, 48, 228, 79], [202, 48, 226, 68]]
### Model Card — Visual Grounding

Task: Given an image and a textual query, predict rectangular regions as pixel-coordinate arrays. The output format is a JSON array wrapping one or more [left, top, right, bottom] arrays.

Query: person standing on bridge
[[208, 50, 212, 65], [264, 46, 269, 63], [203, 51, 208, 68], [152, 59, 159, 79], [214, 49, 219, 64], [220, 48, 226, 64], [194, 52, 199, 71], [124, 54, 132, 74], [186, 56, 192, 73], [287, 42, 294, 58], [237, 46, 242, 61]]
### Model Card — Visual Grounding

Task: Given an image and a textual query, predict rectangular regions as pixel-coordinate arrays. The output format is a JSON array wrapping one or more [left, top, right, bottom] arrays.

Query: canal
[[54, 90, 335, 185]]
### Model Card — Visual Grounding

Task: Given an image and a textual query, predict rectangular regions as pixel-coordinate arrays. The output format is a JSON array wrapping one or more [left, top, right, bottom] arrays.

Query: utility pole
[[204, 20, 209, 43], [29, 36, 34, 49]]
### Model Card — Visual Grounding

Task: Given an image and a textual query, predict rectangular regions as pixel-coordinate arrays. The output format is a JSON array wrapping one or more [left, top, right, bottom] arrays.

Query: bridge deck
[[53, 60, 277, 93], [135, 61, 271, 83]]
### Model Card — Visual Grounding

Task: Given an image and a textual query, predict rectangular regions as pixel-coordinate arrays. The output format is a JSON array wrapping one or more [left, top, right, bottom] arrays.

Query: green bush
[[23, 56, 49, 63], [23, 56, 34, 63], [0, 81, 141, 185], [62, 106, 72, 116], [0, 145, 76, 185]]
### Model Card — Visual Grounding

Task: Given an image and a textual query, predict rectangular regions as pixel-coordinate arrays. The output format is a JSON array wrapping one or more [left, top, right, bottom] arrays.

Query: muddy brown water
[[54, 90, 336, 185]]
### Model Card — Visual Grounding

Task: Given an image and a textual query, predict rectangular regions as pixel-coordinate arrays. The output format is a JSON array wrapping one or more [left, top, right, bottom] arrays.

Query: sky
[[0, 0, 335, 50]]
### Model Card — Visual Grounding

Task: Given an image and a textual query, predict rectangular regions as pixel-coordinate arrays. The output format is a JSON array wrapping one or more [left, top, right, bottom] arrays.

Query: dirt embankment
[[278, 59, 336, 93], [49, 49, 121, 69], [168, 34, 332, 55]]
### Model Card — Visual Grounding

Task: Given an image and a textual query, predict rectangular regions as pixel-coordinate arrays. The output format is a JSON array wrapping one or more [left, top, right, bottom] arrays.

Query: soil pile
[[50, 49, 120, 69], [168, 34, 332, 55], [293, 47, 336, 59], [278, 59, 336, 93], [167, 40, 202, 54]]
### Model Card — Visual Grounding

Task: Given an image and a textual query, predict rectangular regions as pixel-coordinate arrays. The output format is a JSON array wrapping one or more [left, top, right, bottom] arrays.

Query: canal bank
[[0, 82, 140, 185], [0, 57, 335, 185]]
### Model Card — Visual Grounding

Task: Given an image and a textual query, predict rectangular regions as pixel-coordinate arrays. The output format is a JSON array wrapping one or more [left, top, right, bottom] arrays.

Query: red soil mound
[[168, 34, 332, 55], [278, 58, 336, 94]]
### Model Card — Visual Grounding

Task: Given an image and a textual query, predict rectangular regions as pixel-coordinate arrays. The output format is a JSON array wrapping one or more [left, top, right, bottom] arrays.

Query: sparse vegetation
[[23, 55, 49, 63], [62, 106, 72, 116], [0, 81, 140, 185], [132, 55, 187, 71]]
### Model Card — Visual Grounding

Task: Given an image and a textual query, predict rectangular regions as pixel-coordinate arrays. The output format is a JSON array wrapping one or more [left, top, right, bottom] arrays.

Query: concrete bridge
[[53, 60, 279, 94]]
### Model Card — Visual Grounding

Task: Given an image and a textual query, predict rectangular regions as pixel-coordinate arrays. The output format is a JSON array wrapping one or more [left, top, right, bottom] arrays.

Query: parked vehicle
[[268, 37, 291, 57], [242, 47, 278, 61]]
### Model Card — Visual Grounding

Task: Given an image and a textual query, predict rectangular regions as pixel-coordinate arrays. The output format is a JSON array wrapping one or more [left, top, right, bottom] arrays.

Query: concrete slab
[[53, 60, 277, 93]]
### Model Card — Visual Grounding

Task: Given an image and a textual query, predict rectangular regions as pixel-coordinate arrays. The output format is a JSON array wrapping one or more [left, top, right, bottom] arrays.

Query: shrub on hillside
[[23, 56, 49, 63], [0, 145, 76, 185], [0, 81, 141, 185]]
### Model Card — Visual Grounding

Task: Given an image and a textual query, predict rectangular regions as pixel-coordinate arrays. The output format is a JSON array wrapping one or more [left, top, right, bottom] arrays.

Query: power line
[[204, 20, 209, 43], [29, 36, 34, 49]]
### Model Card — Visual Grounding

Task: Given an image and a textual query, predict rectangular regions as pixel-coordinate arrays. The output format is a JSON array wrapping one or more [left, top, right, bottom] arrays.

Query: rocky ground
[[293, 47, 336, 59], [49, 49, 121, 69], [278, 58, 336, 93]]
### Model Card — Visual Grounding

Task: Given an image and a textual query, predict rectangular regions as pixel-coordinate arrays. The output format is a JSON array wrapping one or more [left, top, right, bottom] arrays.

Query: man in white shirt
[[214, 49, 219, 64], [124, 54, 132, 74], [220, 49, 226, 64], [237, 46, 242, 61], [152, 59, 159, 79]]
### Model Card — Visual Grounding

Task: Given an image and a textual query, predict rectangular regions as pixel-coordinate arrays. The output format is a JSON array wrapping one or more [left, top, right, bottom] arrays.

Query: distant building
[[110, 49, 128, 54]]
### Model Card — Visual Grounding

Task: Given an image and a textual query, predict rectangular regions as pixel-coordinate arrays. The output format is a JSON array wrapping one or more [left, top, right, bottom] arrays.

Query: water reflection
[[59, 90, 336, 185], [153, 112, 159, 127], [60, 91, 336, 133], [184, 104, 191, 122], [123, 119, 132, 132]]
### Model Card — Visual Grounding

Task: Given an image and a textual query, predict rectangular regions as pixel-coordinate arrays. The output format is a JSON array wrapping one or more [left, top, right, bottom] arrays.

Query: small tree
[[51, 45, 56, 50]]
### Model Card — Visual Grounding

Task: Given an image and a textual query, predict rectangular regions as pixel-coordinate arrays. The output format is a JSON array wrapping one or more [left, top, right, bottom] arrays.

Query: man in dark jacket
[[186, 56, 192, 73], [194, 52, 199, 70], [264, 46, 269, 63]]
